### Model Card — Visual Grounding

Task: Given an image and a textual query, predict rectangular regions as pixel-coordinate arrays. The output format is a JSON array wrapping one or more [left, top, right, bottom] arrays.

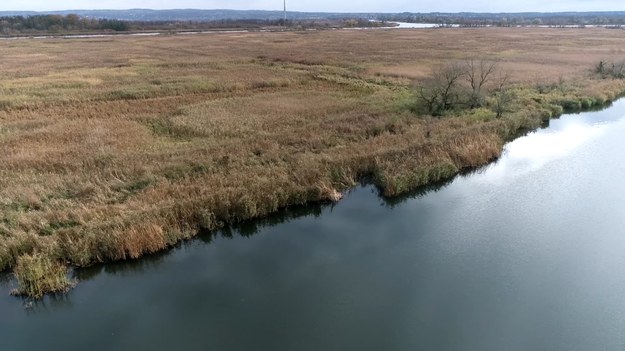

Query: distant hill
[[1, 9, 625, 25]]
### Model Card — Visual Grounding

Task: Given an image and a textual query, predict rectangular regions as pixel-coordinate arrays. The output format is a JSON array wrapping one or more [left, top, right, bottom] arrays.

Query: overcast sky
[[3, 1, 625, 13]]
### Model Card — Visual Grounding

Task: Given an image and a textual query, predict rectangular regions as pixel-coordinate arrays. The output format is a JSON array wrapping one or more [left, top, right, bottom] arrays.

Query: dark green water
[[3, 101, 625, 351]]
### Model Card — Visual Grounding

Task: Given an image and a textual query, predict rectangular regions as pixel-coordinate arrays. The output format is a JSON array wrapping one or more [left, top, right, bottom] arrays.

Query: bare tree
[[416, 63, 465, 116], [492, 73, 513, 118], [416, 84, 441, 116], [465, 59, 498, 108], [612, 61, 625, 78], [596, 59, 607, 77], [594, 59, 625, 79], [415, 60, 513, 117], [436, 63, 466, 111]]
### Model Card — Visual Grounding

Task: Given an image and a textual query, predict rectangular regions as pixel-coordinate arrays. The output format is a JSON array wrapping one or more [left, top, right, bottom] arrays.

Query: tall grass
[[12, 253, 73, 298], [1, 28, 625, 297]]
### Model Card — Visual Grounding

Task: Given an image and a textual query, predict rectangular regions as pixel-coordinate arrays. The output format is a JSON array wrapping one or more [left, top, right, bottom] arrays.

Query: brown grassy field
[[2, 27, 625, 296]]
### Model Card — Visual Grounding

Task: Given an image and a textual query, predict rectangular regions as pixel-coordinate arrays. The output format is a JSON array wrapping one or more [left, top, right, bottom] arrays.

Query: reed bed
[[1, 27, 625, 296]]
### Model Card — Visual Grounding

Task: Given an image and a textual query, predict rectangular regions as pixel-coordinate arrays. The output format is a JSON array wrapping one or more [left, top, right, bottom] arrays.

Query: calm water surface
[[2, 101, 625, 350]]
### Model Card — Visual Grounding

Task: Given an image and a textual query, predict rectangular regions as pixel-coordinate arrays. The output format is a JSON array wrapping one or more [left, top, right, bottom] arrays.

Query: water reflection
[[379, 176, 457, 208], [474, 101, 625, 185], [0, 277, 75, 315], [75, 249, 170, 282], [0, 270, 12, 285], [211, 201, 329, 240], [69, 201, 336, 289], [22, 293, 74, 314]]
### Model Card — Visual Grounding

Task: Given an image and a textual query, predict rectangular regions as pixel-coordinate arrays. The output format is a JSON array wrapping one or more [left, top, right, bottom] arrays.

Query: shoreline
[[5, 90, 623, 298]]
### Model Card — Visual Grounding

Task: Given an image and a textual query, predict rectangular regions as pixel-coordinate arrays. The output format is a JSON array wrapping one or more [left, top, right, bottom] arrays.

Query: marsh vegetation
[[1, 28, 625, 296]]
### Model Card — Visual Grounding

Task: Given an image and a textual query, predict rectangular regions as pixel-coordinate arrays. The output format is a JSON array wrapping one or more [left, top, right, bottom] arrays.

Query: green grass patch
[[12, 253, 74, 299]]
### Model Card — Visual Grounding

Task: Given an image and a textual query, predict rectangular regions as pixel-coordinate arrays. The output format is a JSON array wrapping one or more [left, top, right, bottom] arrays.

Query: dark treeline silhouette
[[0, 14, 130, 34], [0, 14, 388, 35], [377, 12, 625, 27], [120, 18, 385, 31]]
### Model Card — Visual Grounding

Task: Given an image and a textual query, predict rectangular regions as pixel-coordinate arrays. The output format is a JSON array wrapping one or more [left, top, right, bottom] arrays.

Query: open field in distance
[[2, 27, 625, 295]]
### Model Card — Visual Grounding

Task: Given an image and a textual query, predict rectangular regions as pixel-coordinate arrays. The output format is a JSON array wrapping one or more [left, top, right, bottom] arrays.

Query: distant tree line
[[0, 15, 130, 34], [377, 13, 625, 27], [112, 18, 387, 31], [0, 14, 390, 35]]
